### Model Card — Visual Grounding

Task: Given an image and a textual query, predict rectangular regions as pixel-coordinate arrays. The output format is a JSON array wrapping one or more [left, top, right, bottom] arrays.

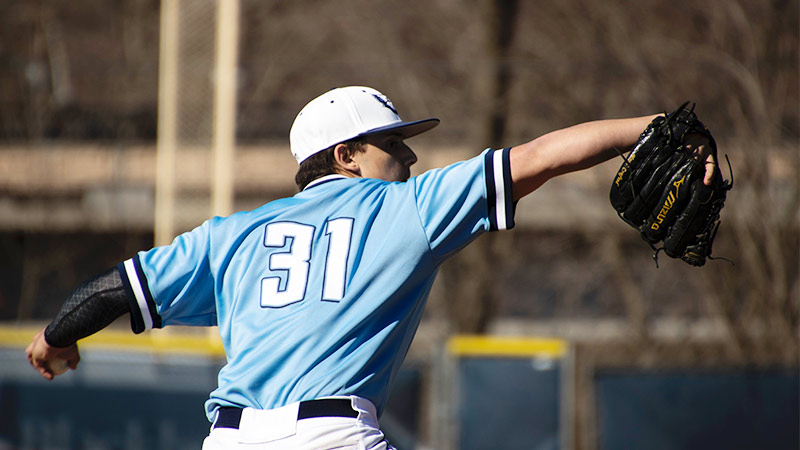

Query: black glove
[[610, 102, 733, 266]]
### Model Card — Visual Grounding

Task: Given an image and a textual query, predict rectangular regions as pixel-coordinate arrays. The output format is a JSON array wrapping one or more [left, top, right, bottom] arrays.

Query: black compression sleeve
[[43, 267, 131, 347]]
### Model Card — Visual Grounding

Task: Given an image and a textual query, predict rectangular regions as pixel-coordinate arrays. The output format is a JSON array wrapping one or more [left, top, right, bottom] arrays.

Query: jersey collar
[[304, 174, 349, 191]]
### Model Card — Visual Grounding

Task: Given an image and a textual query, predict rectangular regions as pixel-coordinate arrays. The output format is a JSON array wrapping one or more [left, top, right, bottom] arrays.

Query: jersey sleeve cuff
[[117, 255, 162, 334], [484, 147, 516, 231]]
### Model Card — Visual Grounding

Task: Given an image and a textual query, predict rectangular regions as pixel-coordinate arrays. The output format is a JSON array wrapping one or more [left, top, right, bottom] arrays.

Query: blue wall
[[596, 369, 800, 450]]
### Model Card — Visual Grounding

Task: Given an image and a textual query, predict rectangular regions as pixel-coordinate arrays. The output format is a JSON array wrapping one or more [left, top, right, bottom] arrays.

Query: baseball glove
[[610, 102, 733, 266]]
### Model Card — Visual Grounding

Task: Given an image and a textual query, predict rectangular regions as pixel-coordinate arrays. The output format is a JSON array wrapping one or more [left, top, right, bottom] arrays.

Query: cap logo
[[372, 93, 398, 115]]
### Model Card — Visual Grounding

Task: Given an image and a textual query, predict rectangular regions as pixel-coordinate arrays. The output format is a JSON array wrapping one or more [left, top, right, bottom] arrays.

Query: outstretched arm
[[26, 267, 131, 380], [508, 115, 659, 200]]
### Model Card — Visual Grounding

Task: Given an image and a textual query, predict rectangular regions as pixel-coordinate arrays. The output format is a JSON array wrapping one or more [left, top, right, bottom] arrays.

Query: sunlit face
[[351, 134, 418, 182]]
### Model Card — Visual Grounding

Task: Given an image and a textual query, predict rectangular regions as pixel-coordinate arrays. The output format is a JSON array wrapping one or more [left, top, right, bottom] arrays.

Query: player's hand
[[684, 133, 717, 186], [25, 327, 80, 380]]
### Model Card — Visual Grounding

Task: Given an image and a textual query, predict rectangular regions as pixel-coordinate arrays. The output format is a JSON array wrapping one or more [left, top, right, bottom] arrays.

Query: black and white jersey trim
[[484, 147, 516, 231], [117, 255, 162, 334]]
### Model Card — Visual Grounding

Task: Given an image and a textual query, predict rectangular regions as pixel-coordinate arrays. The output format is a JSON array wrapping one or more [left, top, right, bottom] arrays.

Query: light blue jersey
[[118, 148, 515, 420]]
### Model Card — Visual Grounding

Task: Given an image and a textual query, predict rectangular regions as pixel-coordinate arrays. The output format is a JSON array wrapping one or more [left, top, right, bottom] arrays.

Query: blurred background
[[0, 0, 797, 449]]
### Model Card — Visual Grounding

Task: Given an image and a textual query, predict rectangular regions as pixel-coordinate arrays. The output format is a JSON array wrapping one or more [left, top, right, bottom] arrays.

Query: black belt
[[214, 399, 358, 429]]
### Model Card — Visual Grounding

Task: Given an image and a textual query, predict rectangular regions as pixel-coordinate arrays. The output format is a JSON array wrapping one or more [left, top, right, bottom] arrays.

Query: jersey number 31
[[260, 219, 354, 308]]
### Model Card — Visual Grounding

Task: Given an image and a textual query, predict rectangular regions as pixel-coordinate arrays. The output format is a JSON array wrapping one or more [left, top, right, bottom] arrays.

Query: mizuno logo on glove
[[651, 174, 686, 231]]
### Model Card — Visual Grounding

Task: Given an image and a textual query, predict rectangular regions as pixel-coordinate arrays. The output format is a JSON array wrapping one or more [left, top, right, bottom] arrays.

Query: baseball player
[[26, 86, 717, 449]]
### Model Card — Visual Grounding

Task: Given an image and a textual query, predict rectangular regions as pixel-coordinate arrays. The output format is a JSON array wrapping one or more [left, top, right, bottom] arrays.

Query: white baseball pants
[[201, 396, 396, 450]]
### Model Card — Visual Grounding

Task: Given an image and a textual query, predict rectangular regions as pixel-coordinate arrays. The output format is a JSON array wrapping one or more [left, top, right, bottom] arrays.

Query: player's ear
[[333, 143, 360, 175]]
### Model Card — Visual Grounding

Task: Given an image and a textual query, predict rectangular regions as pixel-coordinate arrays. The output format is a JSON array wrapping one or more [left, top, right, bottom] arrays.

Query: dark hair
[[294, 137, 366, 190]]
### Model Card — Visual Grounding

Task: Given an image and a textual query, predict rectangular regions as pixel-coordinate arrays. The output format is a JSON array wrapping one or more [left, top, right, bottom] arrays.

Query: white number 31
[[260, 218, 353, 308]]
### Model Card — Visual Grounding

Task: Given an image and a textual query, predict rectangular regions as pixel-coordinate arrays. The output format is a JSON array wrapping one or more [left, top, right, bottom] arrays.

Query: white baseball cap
[[289, 86, 439, 164]]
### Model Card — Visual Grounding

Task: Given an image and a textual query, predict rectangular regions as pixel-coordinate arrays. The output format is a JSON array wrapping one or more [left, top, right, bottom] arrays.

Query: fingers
[[684, 140, 716, 186], [37, 365, 56, 381], [704, 155, 717, 186], [697, 144, 716, 186], [26, 328, 49, 379], [26, 327, 77, 380], [65, 344, 81, 369], [28, 350, 57, 380]]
